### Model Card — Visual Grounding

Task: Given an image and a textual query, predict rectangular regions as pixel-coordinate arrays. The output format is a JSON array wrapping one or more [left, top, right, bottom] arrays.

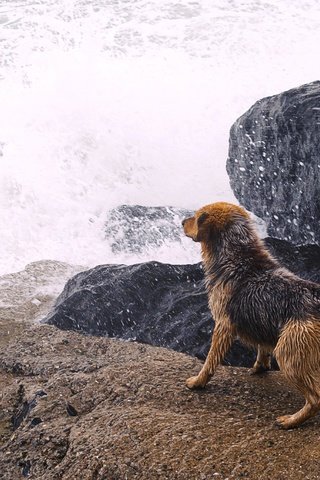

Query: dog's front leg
[[186, 317, 235, 389]]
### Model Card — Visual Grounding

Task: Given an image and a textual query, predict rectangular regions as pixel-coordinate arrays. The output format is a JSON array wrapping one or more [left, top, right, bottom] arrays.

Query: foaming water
[[1, 0, 320, 274]]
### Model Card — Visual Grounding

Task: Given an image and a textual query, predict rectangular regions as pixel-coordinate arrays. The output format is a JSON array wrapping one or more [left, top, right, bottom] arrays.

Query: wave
[[0, 0, 319, 274]]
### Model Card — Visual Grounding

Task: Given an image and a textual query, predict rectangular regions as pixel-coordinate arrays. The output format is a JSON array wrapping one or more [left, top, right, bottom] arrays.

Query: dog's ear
[[197, 212, 209, 226]]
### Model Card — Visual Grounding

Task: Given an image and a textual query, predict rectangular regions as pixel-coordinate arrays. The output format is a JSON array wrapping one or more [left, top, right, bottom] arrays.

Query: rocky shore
[[1, 257, 320, 479], [2, 80, 320, 479], [1, 320, 320, 480]]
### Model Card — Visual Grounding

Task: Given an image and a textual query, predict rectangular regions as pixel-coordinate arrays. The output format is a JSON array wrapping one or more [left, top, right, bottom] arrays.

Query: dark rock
[[43, 262, 211, 359], [12, 400, 31, 430], [43, 237, 320, 367], [265, 238, 320, 282], [227, 80, 320, 245], [104, 205, 192, 253], [43, 261, 254, 366], [19, 460, 31, 477], [29, 417, 42, 428], [66, 403, 78, 417], [12, 389, 47, 430], [35, 390, 47, 398], [12, 397, 37, 431]]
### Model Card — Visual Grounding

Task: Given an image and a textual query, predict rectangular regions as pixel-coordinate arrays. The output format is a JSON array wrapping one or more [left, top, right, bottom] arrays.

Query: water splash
[[1, 0, 320, 273]]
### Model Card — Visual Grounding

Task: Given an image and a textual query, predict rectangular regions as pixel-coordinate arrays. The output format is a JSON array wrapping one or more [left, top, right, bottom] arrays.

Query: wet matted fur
[[182, 202, 320, 429]]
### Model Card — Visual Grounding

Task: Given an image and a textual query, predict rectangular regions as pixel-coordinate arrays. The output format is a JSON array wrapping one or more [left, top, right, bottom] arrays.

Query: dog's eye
[[197, 212, 209, 226]]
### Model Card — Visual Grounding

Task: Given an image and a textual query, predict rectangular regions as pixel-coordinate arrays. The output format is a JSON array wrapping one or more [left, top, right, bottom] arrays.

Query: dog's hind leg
[[275, 394, 320, 429], [250, 345, 272, 375], [186, 317, 235, 389], [274, 319, 320, 429]]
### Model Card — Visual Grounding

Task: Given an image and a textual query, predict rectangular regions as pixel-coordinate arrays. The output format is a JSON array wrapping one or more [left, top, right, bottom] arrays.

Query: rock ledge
[[1, 322, 320, 480]]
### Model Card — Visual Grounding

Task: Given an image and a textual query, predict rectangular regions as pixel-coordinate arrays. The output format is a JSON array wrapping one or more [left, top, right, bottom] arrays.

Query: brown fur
[[274, 320, 320, 427], [183, 202, 320, 428]]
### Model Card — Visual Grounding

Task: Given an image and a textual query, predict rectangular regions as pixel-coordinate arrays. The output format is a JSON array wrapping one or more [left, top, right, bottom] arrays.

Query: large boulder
[[43, 261, 253, 366], [264, 238, 320, 282], [43, 262, 210, 359], [227, 81, 320, 245], [43, 238, 320, 367]]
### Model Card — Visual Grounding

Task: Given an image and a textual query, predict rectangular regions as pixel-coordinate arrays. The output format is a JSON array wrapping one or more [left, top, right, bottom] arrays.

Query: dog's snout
[[182, 218, 187, 227]]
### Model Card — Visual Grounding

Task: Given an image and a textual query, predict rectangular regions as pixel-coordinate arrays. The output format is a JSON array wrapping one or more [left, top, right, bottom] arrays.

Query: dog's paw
[[186, 375, 206, 390], [249, 364, 270, 375], [275, 415, 296, 429]]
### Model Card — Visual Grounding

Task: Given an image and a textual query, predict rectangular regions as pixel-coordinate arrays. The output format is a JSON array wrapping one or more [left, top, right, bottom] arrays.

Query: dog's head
[[182, 202, 250, 243]]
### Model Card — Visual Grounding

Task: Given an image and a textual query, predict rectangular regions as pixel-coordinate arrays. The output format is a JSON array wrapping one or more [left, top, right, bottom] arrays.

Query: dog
[[182, 201, 320, 428]]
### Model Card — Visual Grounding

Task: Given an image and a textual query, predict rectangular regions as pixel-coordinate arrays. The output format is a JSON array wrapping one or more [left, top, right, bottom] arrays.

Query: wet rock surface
[[2, 243, 320, 478], [265, 237, 320, 282], [43, 261, 255, 366], [43, 237, 320, 368], [227, 81, 320, 245], [1, 322, 320, 480]]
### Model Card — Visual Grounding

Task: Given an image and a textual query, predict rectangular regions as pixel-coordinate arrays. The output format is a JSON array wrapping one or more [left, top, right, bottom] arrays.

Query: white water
[[1, 0, 320, 274]]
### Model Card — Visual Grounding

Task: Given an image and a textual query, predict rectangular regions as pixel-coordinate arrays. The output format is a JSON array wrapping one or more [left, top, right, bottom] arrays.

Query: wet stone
[[227, 80, 320, 246], [43, 239, 320, 366]]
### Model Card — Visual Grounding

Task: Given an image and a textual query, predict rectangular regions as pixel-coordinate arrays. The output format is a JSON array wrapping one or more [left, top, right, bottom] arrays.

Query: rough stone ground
[[1, 321, 320, 480], [1, 260, 320, 479]]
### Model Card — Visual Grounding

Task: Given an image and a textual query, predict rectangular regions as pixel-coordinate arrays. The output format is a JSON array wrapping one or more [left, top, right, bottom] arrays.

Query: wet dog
[[182, 201, 320, 428]]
